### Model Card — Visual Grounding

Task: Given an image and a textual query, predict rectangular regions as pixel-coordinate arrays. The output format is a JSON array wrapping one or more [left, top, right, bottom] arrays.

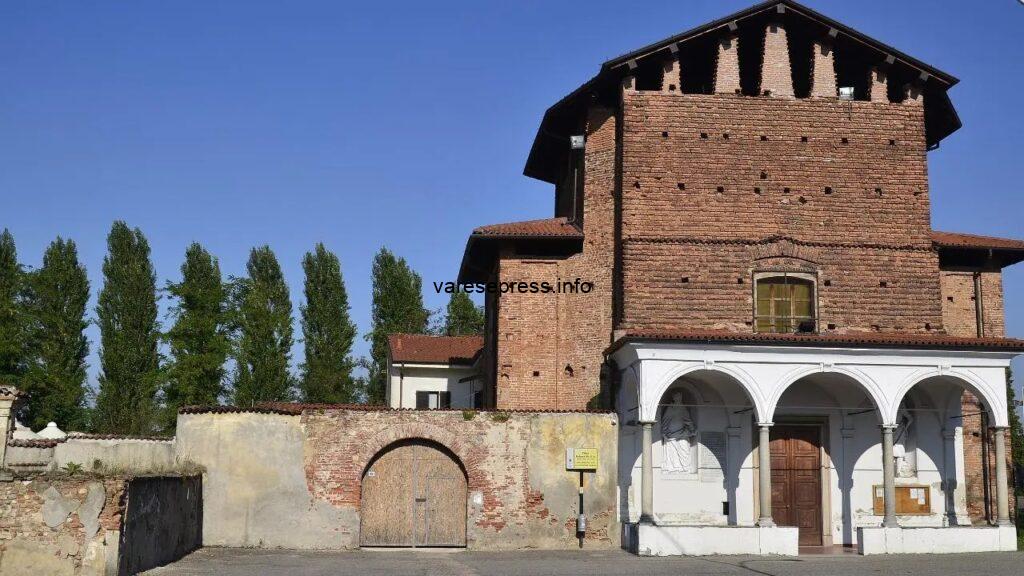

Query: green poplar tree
[[1007, 369, 1023, 476], [94, 221, 161, 434], [163, 243, 230, 428], [232, 246, 293, 405], [0, 229, 26, 388], [367, 247, 429, 404], [444, 291, 484, 336], [21, 238, 90, 430], [300, 243, 357, 403]]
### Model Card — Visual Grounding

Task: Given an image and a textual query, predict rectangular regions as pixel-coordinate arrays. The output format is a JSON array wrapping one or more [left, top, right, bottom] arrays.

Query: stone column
[[640, 421, 654, 523], [757, 423, 775, 526], [881, 425, 898, 527], [992, 427, 1011, 525]]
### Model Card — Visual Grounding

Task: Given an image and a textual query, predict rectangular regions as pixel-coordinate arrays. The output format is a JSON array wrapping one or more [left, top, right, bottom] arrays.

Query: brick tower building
[[459, 0, 1023, 554]]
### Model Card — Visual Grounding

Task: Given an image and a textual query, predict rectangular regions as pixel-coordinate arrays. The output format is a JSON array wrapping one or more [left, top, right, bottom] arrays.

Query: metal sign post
[[566, 448, 599, 547]]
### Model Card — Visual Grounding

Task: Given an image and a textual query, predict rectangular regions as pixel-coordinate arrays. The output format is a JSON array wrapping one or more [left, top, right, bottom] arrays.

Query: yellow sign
[[566, 448, 599, 471]]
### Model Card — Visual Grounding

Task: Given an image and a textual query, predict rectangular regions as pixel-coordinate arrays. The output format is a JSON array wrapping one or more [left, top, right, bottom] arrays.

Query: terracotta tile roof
[[7, 438, 60, 449], [179, 405, 303, 416], [66, 432, 173, 442], [471, 217, 583, 239], [607, 329, 1024, 355], [388, 333, 484, 365], [931, 230, 1024, 251]]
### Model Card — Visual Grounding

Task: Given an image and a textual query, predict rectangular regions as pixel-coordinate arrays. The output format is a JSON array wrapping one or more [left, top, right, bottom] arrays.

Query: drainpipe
[[973, 272, 985, 338], [399, 363, 405, 409]]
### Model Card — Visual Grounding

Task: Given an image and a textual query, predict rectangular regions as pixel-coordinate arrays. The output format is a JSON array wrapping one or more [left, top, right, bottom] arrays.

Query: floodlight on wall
[[570, 135, 586, 150], [838, 86, 855, 101]]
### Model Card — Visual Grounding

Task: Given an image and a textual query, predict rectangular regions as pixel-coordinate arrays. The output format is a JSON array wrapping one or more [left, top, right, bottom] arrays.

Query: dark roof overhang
[[525, 0, 961, 184]]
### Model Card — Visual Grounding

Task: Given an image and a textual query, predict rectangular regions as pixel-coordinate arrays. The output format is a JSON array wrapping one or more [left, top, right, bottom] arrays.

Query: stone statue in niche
[[661, 390, 697, 474], [894, 406, 917, 478]]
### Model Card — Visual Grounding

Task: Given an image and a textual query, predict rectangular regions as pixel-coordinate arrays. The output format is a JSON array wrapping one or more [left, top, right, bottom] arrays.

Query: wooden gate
[[360, 439, 467, 547], [770, 425, 823, 546]]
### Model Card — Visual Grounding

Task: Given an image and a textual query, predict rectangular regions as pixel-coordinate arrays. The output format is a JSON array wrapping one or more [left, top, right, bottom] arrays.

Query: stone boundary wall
[[5, 435, 175, 475], [176, 407, 620, 551], [0, 474, 201, 576], [0, 476, 125, 576]]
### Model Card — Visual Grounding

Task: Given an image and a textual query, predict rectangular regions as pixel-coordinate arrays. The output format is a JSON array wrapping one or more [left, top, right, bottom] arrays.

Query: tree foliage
[[94, 222, 161, 434], [232, 246, 294, 405], [0, 229, 26, 388], [300, 243, 357, 403], [367, 248, 429, 404], [163, 243, 229, 428], [21, 238, 90, 430], [444, 291, 484, 336]]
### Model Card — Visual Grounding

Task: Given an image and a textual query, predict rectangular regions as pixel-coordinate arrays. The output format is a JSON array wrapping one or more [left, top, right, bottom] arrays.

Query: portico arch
[[767, 365, 888, 425], [644, 363, 767, 423], [891, 369, 1007, 428]]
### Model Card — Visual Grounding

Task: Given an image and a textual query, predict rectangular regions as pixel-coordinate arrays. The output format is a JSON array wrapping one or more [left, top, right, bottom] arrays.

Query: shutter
[[416, 391, 430, 409]]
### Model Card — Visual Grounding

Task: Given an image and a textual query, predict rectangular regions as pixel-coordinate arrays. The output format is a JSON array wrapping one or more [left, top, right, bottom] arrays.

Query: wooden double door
[[769, 425, 823, 546], [360, 440, 467, 547]]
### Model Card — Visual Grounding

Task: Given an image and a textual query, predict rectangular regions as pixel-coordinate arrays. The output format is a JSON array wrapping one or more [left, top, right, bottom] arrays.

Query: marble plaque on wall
[[699, 431, 726, 483]]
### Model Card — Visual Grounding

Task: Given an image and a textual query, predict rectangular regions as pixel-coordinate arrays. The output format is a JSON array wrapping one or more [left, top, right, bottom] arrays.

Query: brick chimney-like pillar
[[714, 35, 741, 95], [760, 23, 794, 97], [870, 67, 888, 103], [810, 42, 837, 98], [661, 56, 681, 94], [903, 83, 924, 106]]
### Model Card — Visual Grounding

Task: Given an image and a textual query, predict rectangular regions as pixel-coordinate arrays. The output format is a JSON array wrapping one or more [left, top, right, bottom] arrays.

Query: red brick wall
[[941, 267, 1014, 522], [494, 106, 616, 411], [618, 90, 943, 334], [301, 408, 619, 550]]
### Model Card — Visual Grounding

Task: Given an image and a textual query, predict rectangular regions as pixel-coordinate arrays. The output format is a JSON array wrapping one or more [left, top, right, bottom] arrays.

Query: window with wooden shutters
[[754, 274, 817, 333]]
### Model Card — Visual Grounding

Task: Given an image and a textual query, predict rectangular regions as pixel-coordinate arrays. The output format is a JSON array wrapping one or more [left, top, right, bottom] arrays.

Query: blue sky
[[1, 1, 1022, 401]]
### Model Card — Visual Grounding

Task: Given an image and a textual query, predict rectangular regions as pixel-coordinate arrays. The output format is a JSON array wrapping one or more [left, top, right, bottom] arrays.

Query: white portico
[[610, 332, 1020, 556]]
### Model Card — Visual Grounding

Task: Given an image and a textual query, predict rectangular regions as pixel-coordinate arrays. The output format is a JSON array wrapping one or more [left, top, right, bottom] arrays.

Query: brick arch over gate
[[352, 421, 483, 505]]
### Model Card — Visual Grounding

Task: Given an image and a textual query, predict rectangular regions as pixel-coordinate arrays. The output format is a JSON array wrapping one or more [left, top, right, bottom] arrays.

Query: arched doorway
[[360, 439, 467, 547]]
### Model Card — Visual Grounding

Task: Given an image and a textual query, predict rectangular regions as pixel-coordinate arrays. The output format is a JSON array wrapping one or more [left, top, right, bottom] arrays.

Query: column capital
[[756, 422, 774, 428], [880, 424, 897, 431], [989, 425, 1010, 431]]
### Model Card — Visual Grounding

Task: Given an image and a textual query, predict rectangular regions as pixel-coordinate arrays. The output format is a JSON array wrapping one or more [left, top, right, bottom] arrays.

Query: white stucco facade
[[611, 340, 1016, 555], [386, 362, 481, 409]]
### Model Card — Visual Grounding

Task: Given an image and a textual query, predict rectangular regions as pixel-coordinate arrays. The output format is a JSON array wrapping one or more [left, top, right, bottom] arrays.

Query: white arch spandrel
[[766, 364, 891, 426]]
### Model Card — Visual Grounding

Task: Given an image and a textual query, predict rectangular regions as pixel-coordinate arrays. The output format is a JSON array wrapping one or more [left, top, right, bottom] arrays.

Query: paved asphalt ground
[[143, 548, 1024, 576]]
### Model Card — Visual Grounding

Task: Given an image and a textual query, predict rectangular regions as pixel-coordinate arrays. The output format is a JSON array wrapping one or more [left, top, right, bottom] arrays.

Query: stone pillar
[[869, 67, 888, 103], [810, 42, 837, 98], [757, 423, 775, 526], [881, 425, 898, 527], [992, 427, 1011, 525], [714, 35, 741, 95], [0, 386, 20, 474], [640, 421, 654, 523], [760, 23, 793, 97]]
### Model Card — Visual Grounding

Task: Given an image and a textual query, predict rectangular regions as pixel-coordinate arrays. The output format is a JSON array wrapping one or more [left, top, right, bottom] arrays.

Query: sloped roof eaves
[[471, 217, 584, 239], [387, 334, 484, 365], [606, 330, 1024, 355], [931, 231, 1024, 252]]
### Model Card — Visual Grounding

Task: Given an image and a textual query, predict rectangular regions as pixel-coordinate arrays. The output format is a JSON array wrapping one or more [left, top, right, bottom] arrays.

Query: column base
[[881, 519, 900, 528], [756, 518, 775, 527]]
